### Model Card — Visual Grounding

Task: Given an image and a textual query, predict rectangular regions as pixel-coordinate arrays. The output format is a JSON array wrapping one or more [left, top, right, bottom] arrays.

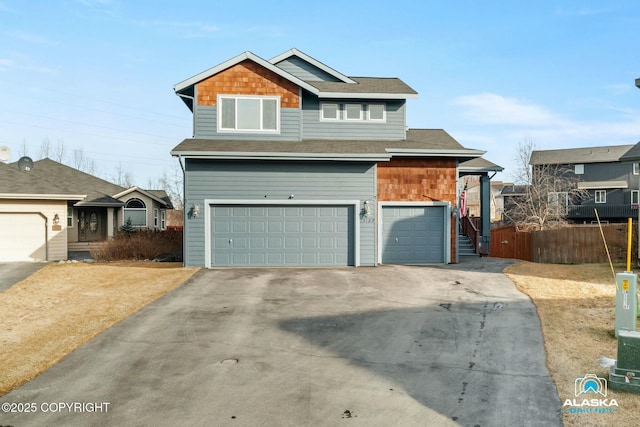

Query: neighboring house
[[0, 158, 173, 261], [506, 144, 640, 224], [172, 48, 497, 267]]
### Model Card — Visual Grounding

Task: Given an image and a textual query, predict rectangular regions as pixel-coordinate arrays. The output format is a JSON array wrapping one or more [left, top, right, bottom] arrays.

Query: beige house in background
[[459, 175, 511, 223], [0, 158, 173, 262]]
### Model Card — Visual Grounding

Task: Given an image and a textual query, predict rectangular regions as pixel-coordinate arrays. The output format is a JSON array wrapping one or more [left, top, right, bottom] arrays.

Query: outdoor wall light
[[363, 200, 371, 216], [53, 213, 60, 225], [191, 204, 200, 218], [289, 194, 295, 199]]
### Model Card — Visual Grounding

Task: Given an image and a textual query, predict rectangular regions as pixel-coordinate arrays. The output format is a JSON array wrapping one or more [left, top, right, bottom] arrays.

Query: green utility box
[[615, 272, 638, 337], [610, 330, 640, 393]]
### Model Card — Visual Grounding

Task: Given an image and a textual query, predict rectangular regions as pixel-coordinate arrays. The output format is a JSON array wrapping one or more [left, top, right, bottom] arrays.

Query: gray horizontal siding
[[302, 96, 406, 140], [274, 57, 341, 82], [184, 160, 376, 267], [194, 106, 301, 141]]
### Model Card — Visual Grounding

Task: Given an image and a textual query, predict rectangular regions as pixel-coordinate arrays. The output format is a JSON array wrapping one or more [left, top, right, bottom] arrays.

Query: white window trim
[[367, 104, 386, 122], [67, 206, 74, 228], [595, 190, 606, 204], [160, 210, 166, 230], [632, 190, 639, 205], [217, 94, 280, 133], [574, 164, 584, 175], [344, 103, 363, 121], [123, 198, 148, 228], [153, 208, 159, 227], [320, 103, 340, 121], [634, 163, 639, 175]]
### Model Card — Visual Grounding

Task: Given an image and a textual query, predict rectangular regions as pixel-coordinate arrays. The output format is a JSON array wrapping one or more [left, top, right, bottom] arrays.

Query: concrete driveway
[[0, 262, 45, 292], [1, 259, 562, 426]]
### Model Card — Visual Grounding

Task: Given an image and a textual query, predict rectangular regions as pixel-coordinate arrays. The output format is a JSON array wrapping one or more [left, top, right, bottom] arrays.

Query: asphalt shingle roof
[[530, 145, 634, 165], [0, 161, 81, 196], [307, 77, 417, 96]]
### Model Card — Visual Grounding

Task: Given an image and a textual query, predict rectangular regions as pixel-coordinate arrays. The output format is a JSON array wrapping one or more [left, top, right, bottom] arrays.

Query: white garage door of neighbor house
[[210, 205, 354, 267], [0, 213, 46, 262], [381, 205, 446, 264]]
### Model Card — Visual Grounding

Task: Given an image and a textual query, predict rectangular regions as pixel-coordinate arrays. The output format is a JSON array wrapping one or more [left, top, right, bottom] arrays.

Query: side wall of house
[[183, 159, 376, 267], [377, 158, 458, 261]]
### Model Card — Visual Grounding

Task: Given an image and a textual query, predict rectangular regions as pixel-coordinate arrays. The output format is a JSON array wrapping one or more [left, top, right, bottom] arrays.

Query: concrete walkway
[[1, 259, 561, 426], [0, 262, 45, 292]]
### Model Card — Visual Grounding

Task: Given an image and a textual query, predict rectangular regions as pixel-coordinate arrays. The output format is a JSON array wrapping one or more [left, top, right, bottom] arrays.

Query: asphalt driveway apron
[[1, 259, 562, 426]]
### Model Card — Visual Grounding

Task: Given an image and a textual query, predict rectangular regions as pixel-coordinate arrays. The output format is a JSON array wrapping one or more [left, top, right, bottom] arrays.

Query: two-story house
[[527, 144, 640, 224], [171, 48, 492, 267]]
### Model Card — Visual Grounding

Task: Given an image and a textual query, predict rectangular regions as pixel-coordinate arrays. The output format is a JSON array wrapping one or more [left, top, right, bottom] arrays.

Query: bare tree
[[149, 162, 184, 210], [72, 148, 97, 175], [111, 162, 135, 188], [39, 137, 51, 159], [53, 140, 66, 162], [506, 139, 589, 230]]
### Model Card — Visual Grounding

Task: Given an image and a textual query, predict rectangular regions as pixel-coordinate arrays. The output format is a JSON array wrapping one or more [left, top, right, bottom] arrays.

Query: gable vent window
[[124, 198, 147, 227], [218, 95, 280, 133]]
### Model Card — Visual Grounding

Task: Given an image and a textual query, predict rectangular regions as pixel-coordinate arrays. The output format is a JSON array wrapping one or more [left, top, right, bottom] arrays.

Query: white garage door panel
[[211, 205, 354, 267], [381, 206, 445, 264], [0, 214, 46, 262]]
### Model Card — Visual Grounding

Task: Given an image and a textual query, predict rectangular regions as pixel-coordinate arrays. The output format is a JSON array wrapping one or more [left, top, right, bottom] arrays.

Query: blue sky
[[1, 0, 639, 186]]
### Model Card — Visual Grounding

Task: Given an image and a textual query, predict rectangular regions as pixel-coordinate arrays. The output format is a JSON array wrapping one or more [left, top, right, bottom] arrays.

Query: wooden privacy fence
[[490, 224, 637, 264]]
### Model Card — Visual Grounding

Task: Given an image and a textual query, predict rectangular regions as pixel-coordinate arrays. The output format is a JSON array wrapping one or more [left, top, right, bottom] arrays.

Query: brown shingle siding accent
[[196, 60, 300, 108], [377, 157, 458, 261]]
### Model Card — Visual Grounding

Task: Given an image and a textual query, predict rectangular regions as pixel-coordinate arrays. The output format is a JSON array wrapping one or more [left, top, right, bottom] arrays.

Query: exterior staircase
[[457, 234, 477, 256]]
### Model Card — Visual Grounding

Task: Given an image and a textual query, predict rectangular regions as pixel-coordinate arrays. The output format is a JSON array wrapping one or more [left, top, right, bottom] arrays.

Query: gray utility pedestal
[[610, 330, 640, 393]]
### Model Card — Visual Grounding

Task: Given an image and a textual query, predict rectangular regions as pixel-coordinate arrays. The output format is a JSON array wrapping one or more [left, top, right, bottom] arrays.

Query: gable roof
[[0, 161, 85, 200], [5, 158, 172, 208], [174, 49, 418, 104], [530, 144, 634, 165], [171, 129, 484, 162], [619, 141, 640, 162], [269, 48, 356, 84], [113, 187, 174, 209]]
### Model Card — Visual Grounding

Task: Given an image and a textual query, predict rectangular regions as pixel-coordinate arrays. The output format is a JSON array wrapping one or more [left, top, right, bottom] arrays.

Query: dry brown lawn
[[0, 261, 199, 396], [505, 261, 640, 427]]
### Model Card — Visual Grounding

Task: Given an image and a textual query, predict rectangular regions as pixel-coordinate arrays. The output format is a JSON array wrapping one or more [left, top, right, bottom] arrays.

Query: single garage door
[[0, 213, 46, 262], [381, 205, 445, 264], [211, 205, 354, 266]]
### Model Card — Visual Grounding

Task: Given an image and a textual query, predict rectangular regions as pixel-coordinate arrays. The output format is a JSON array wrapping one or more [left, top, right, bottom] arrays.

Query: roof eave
[[0, 193, 86, 200], [319, 91, 419, 100], [386, 148, 486, 159], [170, 151, 390, 162]]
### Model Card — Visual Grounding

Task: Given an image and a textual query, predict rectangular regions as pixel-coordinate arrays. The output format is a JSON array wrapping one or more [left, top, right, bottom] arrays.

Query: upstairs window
[[218, 95, 279, 133], [632, 190, 639, 205], [574, 164, 584, 175], [634, 163, 639, 175], [368, 104, 386, 121], [320, 102, 386, 122], [595, 190, 606, 204]]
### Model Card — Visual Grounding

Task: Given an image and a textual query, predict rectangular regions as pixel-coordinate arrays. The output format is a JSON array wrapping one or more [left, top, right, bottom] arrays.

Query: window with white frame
[[123, 198, 147, 227], [345, 103, 362, 120], [368, 104, 385, 121], [67, 205, 73, 227], [160, 210, 166, 230], [321, 103, 339, 120], [595, 190, 606, 204], [218, 95, 279, 132], [634, 163, 639, 175], [153, 208, 159, 227], [574, 164, 584, 175], [632, 190, 639, 205]]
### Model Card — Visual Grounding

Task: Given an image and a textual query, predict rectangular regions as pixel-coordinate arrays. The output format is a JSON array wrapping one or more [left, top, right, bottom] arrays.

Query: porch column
[[107, 208, 115, 238], [480, 174, 491, 255]]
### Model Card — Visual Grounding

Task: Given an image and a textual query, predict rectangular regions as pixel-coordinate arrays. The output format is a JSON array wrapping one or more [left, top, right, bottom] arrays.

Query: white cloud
[[451, 93, 570, 127]]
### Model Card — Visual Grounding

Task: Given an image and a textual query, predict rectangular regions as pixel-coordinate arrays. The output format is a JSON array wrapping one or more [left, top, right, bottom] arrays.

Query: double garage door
[[211, 205, 354, 267], [381, 205, 446, 264], [0, 213, 46, 262]]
